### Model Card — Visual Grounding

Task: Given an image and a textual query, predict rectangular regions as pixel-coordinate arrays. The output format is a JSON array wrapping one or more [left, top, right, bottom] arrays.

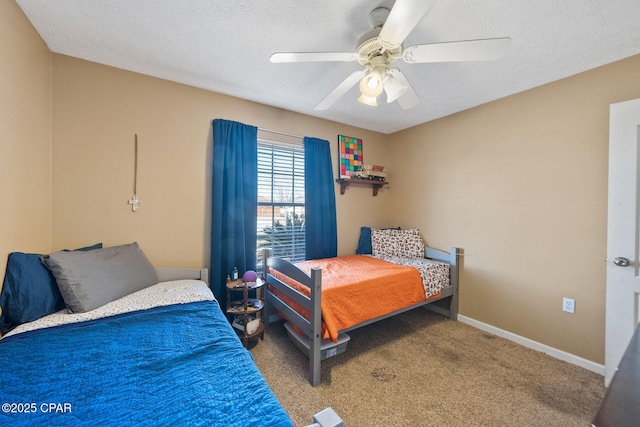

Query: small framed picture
[[338, 135, 363, 178]]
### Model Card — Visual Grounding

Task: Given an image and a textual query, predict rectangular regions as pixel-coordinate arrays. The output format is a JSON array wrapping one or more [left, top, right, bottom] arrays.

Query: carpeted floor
[[251, 309, 605, 427]]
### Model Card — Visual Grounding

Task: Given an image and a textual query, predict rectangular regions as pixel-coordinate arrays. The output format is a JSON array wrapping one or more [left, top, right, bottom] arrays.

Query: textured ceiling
[[16, 0, 640, 134]]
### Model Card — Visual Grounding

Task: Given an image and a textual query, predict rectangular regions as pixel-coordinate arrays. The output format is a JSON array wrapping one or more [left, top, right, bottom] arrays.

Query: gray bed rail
[[263, 247, 461, 386], [264, 252, 323, 385]]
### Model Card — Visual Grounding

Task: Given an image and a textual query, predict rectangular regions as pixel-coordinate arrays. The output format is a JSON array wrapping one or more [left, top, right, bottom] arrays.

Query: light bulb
[[360, 68, 385, 97], [366, 75, 381, 90]]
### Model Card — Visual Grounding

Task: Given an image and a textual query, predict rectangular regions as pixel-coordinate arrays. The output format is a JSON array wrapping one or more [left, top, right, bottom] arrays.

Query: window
[[256, 137, 305, 271]]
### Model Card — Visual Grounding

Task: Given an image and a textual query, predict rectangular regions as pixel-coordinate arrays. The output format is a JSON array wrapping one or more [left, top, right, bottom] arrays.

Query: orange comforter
[[270, 255, 435, 342]]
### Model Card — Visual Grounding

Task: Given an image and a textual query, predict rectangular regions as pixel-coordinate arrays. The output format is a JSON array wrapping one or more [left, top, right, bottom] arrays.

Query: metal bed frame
[[263, 247, 461, 386], [155, 267, 209, 284]]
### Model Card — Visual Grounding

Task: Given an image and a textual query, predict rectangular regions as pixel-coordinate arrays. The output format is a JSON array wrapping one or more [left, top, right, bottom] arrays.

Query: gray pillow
[[42, 242, 158, 313]]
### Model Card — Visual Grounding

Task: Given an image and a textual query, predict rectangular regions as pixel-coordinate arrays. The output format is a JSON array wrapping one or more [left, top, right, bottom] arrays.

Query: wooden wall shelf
[[335, 178, 389, 196]]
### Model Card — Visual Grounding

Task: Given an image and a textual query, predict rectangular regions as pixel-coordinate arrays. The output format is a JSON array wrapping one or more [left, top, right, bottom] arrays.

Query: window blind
[[256, 139, 305, 271]]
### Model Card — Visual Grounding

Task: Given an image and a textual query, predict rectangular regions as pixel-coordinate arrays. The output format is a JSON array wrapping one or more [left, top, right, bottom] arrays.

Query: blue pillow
[[63, 243, 102, 253], [356, 227, 400, 255], [0, 243, 102, 333]]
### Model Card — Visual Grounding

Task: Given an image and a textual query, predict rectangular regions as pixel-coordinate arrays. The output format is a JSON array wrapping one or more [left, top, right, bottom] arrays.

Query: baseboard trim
[[458, 315, 605, 376]]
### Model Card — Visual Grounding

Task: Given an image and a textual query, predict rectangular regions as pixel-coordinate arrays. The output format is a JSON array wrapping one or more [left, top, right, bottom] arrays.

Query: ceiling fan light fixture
[[357, 93, 378, 107], [383, 73, 408, 103], [359, 69, 385, 98]]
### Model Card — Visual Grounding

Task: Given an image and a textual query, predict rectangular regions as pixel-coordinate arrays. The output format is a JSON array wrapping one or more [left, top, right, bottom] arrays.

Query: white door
[[605, 98, 640, 387]]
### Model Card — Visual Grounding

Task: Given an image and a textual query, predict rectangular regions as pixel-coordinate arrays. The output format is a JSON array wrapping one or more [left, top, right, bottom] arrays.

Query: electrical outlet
[[563, 297, 575, 314]]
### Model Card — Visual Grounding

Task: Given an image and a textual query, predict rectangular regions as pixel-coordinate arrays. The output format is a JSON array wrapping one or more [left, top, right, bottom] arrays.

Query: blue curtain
[[304, 137, 337, 260], [211, 119, 257, 306]]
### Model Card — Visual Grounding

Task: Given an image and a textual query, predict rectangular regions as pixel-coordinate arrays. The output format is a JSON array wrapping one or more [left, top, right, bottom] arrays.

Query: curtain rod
[[258, 127, 304, 140]]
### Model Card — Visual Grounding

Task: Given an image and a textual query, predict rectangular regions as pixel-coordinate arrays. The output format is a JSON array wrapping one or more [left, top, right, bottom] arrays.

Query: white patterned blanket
[[2, 280, 214, 339], [372, 255, 450, 299]]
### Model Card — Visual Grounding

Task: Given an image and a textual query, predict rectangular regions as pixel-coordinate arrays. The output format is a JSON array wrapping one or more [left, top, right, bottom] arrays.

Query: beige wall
[[0, 1, 52, 282], [389, 54, 640, 363], [51, 55, 392, 269]]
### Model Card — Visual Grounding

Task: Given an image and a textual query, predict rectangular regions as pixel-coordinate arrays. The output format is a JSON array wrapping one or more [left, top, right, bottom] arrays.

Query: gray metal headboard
[[155, 268, 209, 284]]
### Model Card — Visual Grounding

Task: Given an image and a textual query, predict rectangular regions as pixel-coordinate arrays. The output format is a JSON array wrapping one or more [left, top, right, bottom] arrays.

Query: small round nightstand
[[225, 277, 265, 348]]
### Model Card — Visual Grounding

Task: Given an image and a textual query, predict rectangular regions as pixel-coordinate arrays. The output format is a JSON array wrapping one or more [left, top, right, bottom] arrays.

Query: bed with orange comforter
[[263, 246, 460, 386]]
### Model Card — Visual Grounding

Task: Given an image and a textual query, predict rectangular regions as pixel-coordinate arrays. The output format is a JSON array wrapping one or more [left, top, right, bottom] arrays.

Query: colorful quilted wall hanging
[[338, 135, 363, 179]]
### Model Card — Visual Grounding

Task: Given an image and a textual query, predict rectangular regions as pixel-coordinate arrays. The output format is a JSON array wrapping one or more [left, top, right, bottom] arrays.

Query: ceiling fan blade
[[388, 69, 420, 110], [315, 69, 367, 111], [270, 52, 357, 63], [379, 0, 433, 48], [403, 37, 511, 63]]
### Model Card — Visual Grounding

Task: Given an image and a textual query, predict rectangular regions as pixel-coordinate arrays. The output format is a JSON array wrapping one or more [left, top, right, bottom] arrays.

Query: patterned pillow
[[356, 226, 400, 254], [371, 228, 424, 258]]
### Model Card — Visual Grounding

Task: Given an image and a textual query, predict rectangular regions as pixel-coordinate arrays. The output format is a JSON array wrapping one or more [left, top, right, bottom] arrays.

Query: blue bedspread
[[0, 301, 293, 427]]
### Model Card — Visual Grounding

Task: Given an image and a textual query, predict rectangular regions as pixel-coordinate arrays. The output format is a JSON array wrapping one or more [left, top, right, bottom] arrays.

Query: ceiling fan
[[269, 0, 511, 110]]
